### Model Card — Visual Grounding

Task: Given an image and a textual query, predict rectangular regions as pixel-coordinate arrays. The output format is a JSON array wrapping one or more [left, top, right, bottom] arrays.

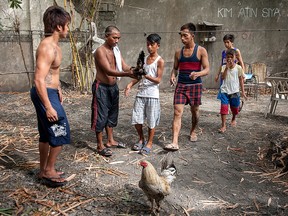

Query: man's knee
[[174, 106, 184, 117]]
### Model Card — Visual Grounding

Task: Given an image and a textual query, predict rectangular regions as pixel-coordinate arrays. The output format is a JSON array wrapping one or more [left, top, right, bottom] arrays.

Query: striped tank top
[[178, 44, 202, 84]]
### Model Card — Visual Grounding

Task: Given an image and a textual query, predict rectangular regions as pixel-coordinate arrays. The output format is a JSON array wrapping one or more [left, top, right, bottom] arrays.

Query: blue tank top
[[178, 45, 202, 84]]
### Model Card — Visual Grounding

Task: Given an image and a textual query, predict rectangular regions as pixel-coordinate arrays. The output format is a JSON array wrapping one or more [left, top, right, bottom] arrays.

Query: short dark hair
[[43, 6, 71, 37], [105, 25, 120, 35], [180, 23, 196, 34], [226, 48, 236, 56], [223, 34, 235, 42], [147, 33, 161, 44]]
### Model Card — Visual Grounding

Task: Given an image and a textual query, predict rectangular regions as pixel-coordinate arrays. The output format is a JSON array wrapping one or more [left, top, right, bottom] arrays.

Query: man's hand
[[170, 74, 177, 87], [242, 92, 248, 101], [215, 74, 219, 82], [189, 71, 198, 80], [124, 83, 132, 97], [46, 106, 58, 122]]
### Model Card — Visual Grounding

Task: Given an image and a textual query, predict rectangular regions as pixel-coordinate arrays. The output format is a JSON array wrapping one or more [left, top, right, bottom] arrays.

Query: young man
[[125, 33, 164, 155], [218, 49, 247, 133], [91, 26, 135, 157], [164, 23, 209, 151], [215, 34, 245, 84], [30, 6, 71, 187]]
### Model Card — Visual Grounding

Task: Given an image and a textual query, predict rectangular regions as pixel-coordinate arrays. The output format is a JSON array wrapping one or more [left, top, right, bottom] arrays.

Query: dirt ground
[[0, 88, 288, 216]]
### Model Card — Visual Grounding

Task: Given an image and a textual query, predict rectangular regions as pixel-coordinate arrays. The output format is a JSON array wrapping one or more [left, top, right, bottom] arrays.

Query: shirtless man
[[91, 25, 135, 157], [164, 23, 209, 151], [30, 6, 71, 187]]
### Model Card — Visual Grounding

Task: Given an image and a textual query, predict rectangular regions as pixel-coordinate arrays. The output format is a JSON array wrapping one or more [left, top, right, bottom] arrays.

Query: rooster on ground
[[138, 154, 177, 213]]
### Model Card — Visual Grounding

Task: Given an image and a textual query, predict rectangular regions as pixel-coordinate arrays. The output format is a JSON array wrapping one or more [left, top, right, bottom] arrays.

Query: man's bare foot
[[38, 170, 64, 179], [190, 133, 198, 142], [163, 143, 179, 151], [231, 121, 237, 127], [218, 127, 226, 133]]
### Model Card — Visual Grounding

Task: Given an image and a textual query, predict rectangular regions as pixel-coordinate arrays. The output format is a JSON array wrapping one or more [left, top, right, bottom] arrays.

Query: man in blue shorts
[[164, 23, 209, 151], [30, 6, 71, 187]]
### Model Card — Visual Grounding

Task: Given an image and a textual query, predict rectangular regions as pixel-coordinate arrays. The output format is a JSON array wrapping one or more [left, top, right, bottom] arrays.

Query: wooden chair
[[264, 72, 288, 117]]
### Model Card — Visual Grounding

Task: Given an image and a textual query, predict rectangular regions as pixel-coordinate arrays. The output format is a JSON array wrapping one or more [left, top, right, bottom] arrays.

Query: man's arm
[[221, 66, 228, 80], [95, 47, 133, 78], [170, 50, 180, 86], [238, 66, 247, 100], [190, 47, 210, 80], [124, 78, 139, 97], [144, 58, 164, 84], [34, 43, 58, 121], [121, 56, 132, 72], [236, 49, 245, 72]]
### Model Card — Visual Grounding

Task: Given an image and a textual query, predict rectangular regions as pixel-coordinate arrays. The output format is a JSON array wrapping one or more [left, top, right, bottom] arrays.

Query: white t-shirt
[[220, 64, 245, 94], [136, 55, 161, 98]]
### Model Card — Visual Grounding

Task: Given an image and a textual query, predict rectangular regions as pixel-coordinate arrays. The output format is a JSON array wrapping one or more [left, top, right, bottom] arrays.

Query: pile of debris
[[266, 133, 288, 173]]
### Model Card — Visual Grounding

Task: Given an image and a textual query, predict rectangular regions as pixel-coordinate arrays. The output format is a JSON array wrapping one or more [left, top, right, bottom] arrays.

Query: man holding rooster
[[91, 25, 135, 157]]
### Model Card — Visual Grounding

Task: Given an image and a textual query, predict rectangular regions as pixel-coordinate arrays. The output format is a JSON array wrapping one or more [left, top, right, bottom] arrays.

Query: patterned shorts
[[218, 92, 240, 115], [131, 97, 160, 129], [174, 83, 202, 106]]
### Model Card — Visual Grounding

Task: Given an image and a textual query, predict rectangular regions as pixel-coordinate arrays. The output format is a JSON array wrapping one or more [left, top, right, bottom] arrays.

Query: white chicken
[[138, 155, 177, 213]]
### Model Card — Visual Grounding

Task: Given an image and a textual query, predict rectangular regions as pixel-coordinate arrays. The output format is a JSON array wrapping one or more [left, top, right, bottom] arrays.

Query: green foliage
[[0, 208, 15, 216], [8, 0, 22, 9]]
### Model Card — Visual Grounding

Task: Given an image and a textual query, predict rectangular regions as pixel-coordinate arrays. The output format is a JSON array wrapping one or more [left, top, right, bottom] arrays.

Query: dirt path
[[0, 89, 287, 215]]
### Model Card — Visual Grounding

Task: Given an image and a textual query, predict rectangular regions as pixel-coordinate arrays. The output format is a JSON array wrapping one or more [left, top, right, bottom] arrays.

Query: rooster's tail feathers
[[161, 153, 177, 184]]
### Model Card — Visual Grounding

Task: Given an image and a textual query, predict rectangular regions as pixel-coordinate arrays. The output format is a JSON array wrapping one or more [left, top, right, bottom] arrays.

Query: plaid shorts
[[174, 83, 202, 106]]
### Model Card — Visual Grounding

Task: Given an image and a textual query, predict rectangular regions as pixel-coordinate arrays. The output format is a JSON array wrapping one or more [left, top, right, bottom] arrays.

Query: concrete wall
[[0, 0, 76, 92], [0, 0, 288, 91], [114, 0, 288, 89]]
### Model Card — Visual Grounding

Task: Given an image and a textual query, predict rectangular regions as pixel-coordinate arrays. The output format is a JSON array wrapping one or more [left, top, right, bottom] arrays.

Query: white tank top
[[136, 55, 161, 98]]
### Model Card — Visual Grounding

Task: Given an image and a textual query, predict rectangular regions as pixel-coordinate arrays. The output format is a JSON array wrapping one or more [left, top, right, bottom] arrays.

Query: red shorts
[[174, 83, 202, 106]]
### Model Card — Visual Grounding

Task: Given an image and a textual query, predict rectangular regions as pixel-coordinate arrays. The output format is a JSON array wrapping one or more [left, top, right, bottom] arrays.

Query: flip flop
[[139, 146, 151, 155], [41, 177, 67, 188], [163, 144, 179, 151], [106, 142, 126, 149], [132, 141, 146, 151], [98, 148, 113, 157]]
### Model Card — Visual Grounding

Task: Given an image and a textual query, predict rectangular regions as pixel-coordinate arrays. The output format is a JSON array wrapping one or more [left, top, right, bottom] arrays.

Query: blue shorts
[[218, 92, 240, 115], [30, 87, 70, 147]]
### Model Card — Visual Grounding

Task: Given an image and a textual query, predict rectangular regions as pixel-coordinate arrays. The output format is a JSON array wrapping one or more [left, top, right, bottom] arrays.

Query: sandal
[[106, 142, 126, 149], [132, 141, 146, 151], [139, 146, 151, 155], [98, 148, 113, 157], [41, 177, 67, 188], [163, 144, 179, 151]]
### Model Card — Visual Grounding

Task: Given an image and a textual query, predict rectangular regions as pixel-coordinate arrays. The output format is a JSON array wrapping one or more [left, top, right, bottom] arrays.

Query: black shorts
[[91, 81, 119, 132]]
